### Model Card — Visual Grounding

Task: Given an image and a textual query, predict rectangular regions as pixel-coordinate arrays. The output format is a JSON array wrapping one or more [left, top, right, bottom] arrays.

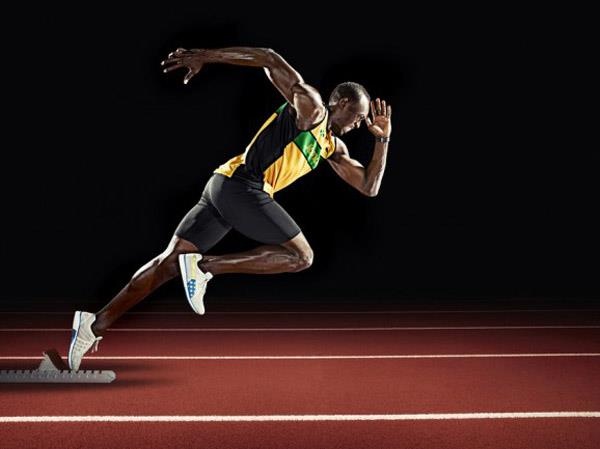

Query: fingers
[[163, 48, 192, 67], [183, 69, 196, 85], [372, 97, 393, 118], [161, 58, 180, 66], [162, 63, 184, 73], [161, 48, 200, 84], [168, 48, 190, 58]]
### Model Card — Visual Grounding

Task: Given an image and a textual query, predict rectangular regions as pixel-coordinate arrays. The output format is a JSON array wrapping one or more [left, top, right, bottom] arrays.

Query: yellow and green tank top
[[214, 102, 336, 197]]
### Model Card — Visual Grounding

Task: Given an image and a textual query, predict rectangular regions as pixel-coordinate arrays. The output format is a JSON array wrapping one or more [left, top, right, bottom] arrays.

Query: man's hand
[[365, 98, 392, 138], [161, 48, 205, 85]]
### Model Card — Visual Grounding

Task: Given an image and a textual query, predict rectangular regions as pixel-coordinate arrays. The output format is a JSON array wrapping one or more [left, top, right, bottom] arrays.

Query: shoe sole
[[67, 311, 82, 370], [178, 254, 204, 315]]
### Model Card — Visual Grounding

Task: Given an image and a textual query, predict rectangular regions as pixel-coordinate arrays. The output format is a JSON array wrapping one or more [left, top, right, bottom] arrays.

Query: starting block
[[0, 349, 116, 383]]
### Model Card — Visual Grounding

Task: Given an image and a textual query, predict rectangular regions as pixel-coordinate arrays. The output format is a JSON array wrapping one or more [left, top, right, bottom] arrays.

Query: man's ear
[[339, 97, 349, 108]]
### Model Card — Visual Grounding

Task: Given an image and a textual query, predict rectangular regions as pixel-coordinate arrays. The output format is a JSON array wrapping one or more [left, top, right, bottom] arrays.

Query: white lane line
[[1, 309, 599, 315], [2, 353, 600, 360], [1, 326, 599, 332], [0, 412, 599, 422]]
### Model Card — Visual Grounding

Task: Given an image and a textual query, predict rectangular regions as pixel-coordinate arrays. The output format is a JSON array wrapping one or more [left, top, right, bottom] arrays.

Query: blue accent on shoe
[[187, 279, 196, 297]]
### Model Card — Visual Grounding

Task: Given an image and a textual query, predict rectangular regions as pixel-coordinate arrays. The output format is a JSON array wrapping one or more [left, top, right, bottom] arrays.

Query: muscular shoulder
[[290, 82, 326, 130]]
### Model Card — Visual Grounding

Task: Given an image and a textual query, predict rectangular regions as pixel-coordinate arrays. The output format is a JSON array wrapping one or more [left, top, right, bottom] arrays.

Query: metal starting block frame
[[0, 349, 116, 383]]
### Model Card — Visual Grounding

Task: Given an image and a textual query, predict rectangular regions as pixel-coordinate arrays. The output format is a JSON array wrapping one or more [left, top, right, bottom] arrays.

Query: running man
[[67, 46, 392, 370]]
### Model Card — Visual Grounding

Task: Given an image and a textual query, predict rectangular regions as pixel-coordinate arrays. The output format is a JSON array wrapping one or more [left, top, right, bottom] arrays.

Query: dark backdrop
[[1, 4, 597, 303]]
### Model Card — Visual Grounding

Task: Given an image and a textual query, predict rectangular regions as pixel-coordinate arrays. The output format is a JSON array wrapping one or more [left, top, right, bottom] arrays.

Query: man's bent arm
[[162, 47, 325, 128], [328, 138, 389, 197], [328, 98, 392, 197]]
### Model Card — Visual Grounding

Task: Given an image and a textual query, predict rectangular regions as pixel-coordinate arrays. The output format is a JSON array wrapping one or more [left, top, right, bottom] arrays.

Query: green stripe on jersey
[[294, 131, 322, 169]]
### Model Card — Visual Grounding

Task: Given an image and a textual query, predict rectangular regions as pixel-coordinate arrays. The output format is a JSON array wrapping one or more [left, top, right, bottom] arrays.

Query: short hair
[[328, 82, 370, 106]]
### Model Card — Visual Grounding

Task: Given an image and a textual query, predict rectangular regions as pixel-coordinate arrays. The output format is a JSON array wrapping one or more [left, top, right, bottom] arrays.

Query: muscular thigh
[[207, 174, 301, 245]]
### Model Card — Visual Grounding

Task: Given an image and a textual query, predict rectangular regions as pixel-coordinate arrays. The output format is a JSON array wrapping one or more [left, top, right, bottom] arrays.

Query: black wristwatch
[[376, 136, 391, 143]]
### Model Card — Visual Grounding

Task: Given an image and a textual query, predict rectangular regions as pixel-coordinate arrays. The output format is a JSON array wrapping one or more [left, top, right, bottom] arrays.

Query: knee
[[291, 247, 314, 272], [147, 236, 198, 280]]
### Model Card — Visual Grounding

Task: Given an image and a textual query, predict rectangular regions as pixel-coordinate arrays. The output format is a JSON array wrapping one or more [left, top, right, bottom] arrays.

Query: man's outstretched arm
[[327, 99, 392, 197], [161, 47, 325, 129]]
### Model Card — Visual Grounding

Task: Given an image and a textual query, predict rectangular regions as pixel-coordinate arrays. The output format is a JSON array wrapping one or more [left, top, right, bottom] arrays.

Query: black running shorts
[[174, 173, 301, 252]]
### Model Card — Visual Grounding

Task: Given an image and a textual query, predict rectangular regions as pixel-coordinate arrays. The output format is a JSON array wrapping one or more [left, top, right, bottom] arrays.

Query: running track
[[1, 299, 599, 448]]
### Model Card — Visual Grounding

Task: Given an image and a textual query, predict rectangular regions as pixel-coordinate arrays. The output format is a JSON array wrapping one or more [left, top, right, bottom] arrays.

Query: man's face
[[331, 96, 370, 136]]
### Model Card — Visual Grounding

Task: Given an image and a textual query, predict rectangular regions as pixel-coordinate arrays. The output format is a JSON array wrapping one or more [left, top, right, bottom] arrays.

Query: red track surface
[[1, 421, 599, 449], [1, 304, 599, 448]]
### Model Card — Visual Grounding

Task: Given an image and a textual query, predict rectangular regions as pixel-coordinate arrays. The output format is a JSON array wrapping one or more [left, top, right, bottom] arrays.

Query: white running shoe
[[67, 311, 103, 371], [178, 253, 213, 315]]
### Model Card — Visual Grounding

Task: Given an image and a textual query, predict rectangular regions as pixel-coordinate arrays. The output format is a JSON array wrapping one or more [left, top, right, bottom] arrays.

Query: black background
[[1, 3, 597, 305]]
